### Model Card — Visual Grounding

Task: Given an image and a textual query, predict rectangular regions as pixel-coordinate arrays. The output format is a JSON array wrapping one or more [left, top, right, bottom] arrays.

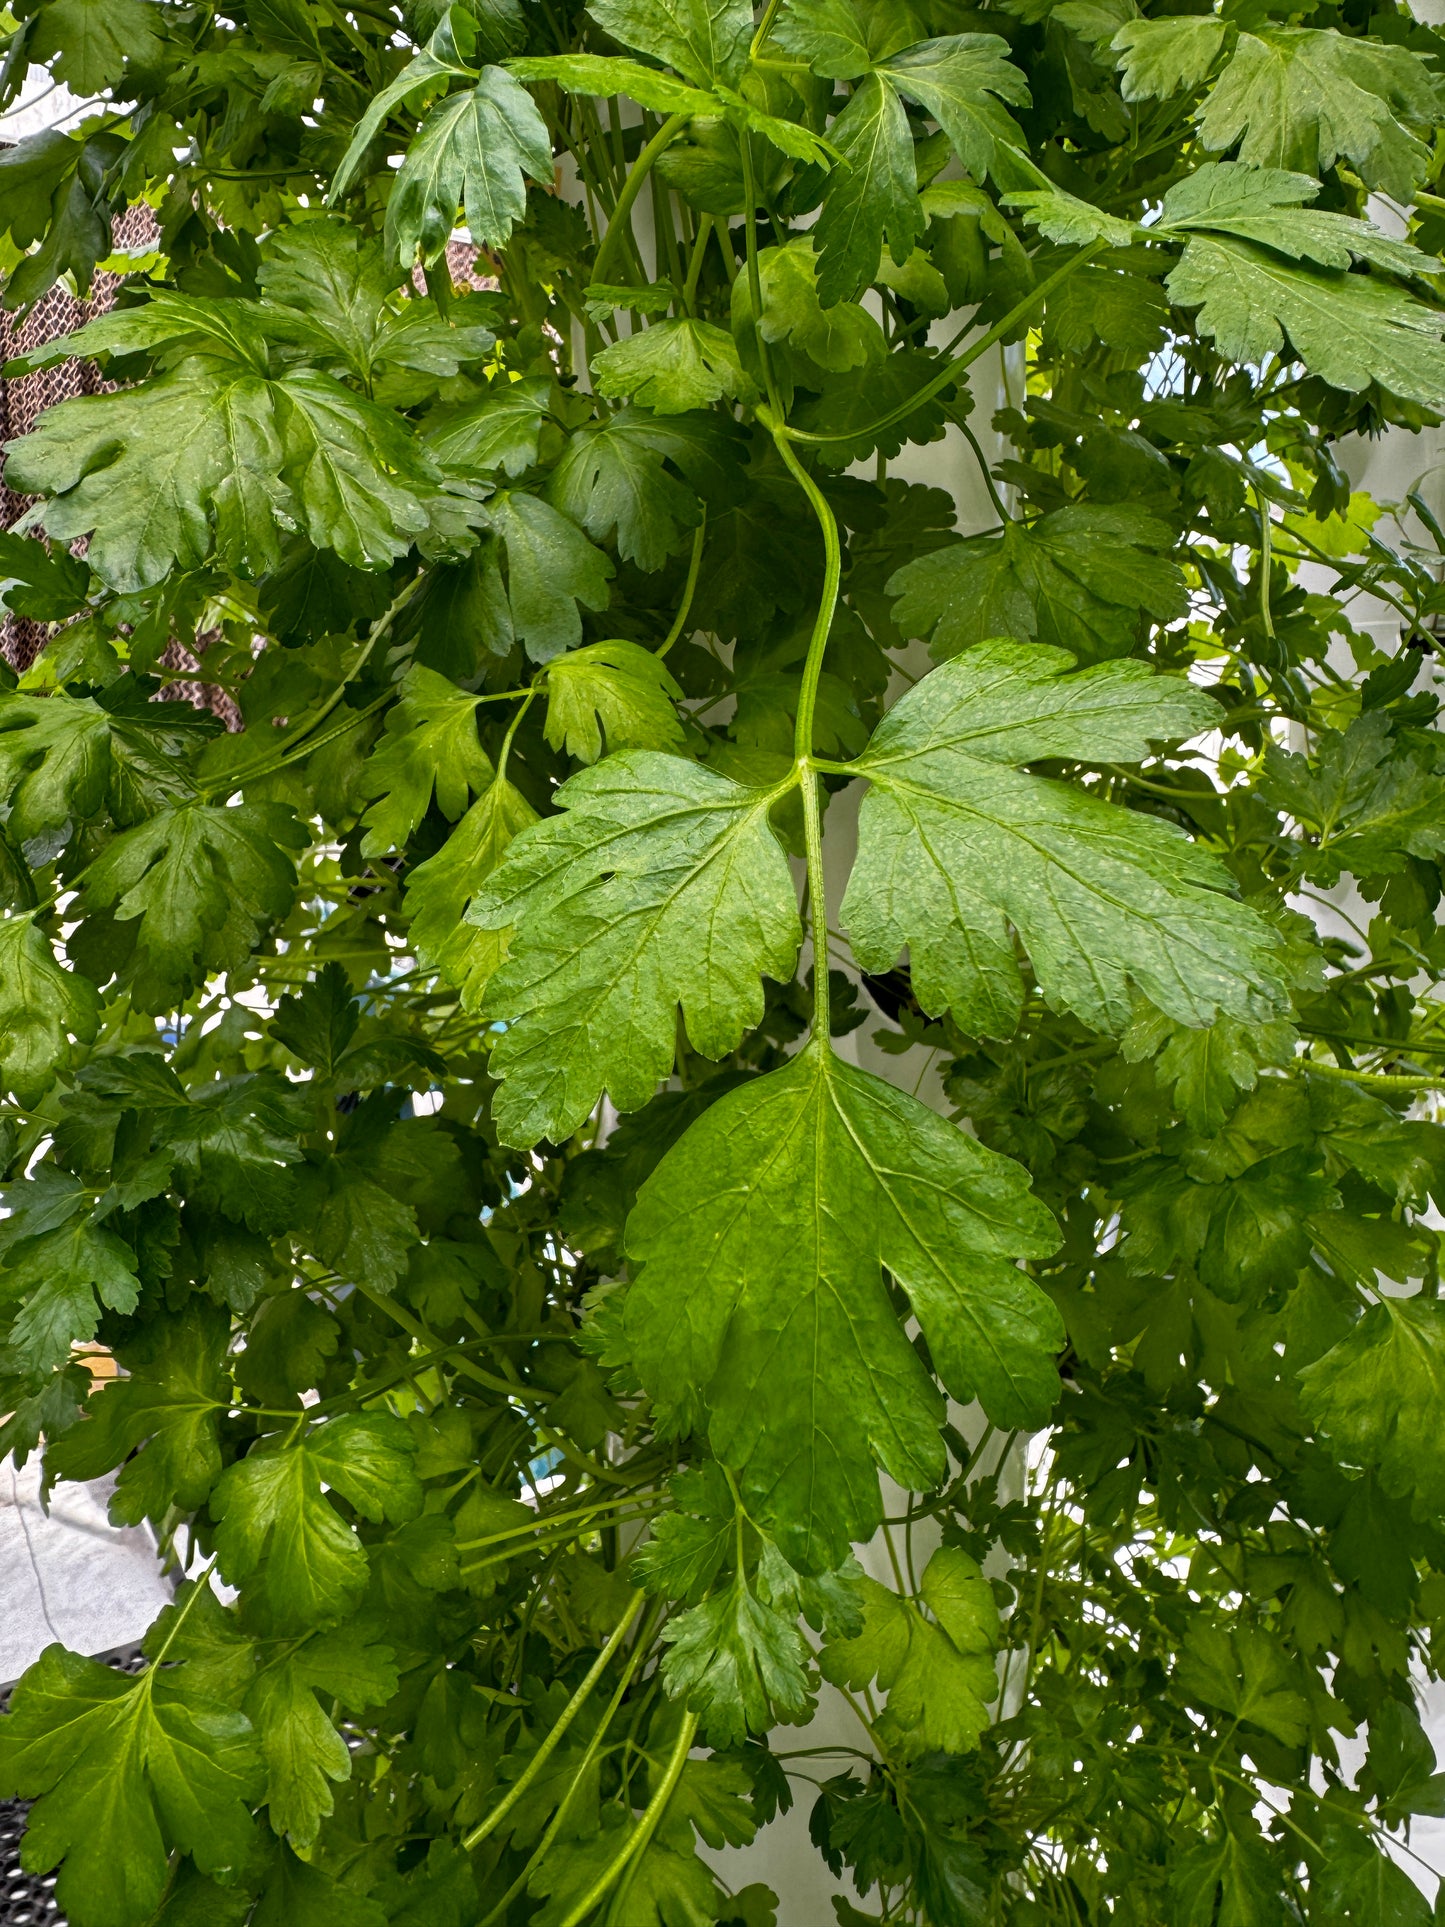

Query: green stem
[[205, 580, 419, 796], [591, 113, 690, 287], [555, 1710, 699, 1927], [477, 1599, 665, 1927], [1255, 484, 1276, 640], [462, 1590, 644, 1849], [657, 516, 705, 658], [1301, 1057, 1440, 1091], [681, 212, 713, 313], [770, 242, 1106, 450], [770, 428, 842, 1039]]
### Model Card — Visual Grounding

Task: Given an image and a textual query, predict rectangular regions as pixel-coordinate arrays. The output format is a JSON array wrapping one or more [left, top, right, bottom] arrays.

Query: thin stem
[[738, 133, 782, 419], [657, 516, 706, 658], [960, 420, 1010, 523], [591, 113, 690, 287], [205, 580, 419, 796], [773, 434, 842, 765], [1255, 485, 1276, 640], [1301, 1057, 1440, 1092], [681, 213, 713, 313], [555, 1710, 699, 1927], [462, 1590, 644, 1849], [771, 243, 1107, 450]]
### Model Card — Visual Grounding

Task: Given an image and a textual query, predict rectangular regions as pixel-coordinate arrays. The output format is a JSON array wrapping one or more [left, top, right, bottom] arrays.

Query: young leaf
[[543, 640, 684, 764], [888, 504, 1187, 662], [359, 666, 492, 856], [471, 751, 803, 1145], [592, 319, 756, 415], [842, 641, 1287, 1036], [624, 1040, 1060, 1570]]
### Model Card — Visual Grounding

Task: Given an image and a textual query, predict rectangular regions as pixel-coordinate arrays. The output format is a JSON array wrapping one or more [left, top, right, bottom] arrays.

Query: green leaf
[[0, 1203, 139, 1375], [307, 1157, 420, 1293], [1111, 15, 1227, 103], [813, 73, 922, 307], [1157, 164, 1437, 279], [212, 1413, 422, 1632], [774, 0, 916, 80], [586, 0, 754, 89], [386, 65, 553, 264], [543, 640, 684, 765], [624, 1040, 1059, 1570], [842, 642, 1286, 1037], [547, 407, 745, 572], [406, 775, 540, 1010], [1167, 233, 1445, 406], [421, 374, 551, 478], [507, 53, 720, 116], [660, 1576, 815, 1746], [887, 504, 1187, 662], [593, 319, 756, 415], [271, 964, 360, 1079], [877, 36, 1030, 182], [79, 801, 307, 1011], [45, 1304, 230, 1524], [1299, 1296, 1445, 1517], [0, 914, 101, 1106], [2, 352, 435, 592], [737, 240, 884, 374], [820, 1548, 999, 1757], [0, 1643, 263, 1927], [0, 689, 183, 846], [3, 360, 284, 594], [0, 529, 90, 622], [472, 750, 802, 1145], [1197, 28, 1439, 199], [481, 489, 615, 661], [247, 1623, 398, 1846], [25, 0, 163, 92], [1175, 1624, 1309, 1746], [360, 666, 492, 856]]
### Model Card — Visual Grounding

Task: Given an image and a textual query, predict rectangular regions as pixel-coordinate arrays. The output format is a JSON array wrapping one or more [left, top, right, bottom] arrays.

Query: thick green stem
[[462, 1590, 644, 1849], [591, 113, 690, 287]]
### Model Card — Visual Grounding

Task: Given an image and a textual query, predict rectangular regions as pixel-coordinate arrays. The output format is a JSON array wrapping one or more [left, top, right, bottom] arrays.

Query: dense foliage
[[3, 0, 1445, 1921]]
